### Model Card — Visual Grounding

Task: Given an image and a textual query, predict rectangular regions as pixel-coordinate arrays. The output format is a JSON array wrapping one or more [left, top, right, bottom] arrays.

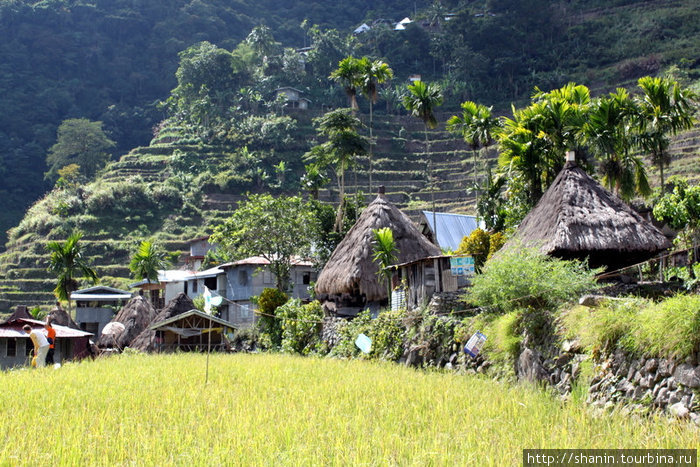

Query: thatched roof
[[315, 193, 441, 302], [48, 304, 80, 330], [97, 296, 157, 349], [503, 161, 671, 270], [130, 293, 195, 352]]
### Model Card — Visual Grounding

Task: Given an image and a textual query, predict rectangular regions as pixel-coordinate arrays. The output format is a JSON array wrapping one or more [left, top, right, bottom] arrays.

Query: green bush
[[468, 245, 599, 314], [330, 310, 373, 359], [278, 299, 324, 355], [255, 288, 289, 349]]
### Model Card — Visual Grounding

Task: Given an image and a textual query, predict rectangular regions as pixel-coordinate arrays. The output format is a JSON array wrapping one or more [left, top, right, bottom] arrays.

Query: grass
[[1, 353, 697, 465]]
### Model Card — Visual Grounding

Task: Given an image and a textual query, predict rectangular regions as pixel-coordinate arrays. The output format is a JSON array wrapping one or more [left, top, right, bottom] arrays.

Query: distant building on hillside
[[275, 87, 311, 110], [71, 286, 133, 338]]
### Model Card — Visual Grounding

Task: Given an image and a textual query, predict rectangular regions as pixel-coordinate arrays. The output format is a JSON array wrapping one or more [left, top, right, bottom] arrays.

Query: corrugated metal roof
[[0, 319, 93, 338], [71, 293, 133, 301], [129, 270, 195, 288], [72, 285, 132, 295], [220, 256, 314, 268], [421, 211, 483, 252], [182, 265, 225, 280]]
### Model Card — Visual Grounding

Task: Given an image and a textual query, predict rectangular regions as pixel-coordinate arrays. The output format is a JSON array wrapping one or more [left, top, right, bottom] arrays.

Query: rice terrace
[[2, 353, 698, 465]]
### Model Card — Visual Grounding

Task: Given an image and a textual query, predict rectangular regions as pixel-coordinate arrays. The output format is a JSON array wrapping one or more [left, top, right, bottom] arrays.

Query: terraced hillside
[[1, 111, 698, 313], [0, 113, 478, 312]]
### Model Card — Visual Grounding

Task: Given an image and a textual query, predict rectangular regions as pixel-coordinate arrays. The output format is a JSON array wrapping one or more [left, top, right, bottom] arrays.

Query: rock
[[669, 402, 689, 419], [633, 371, 643, 384], [657, 359, 674, 377], [517, 348, 549, 383], [561, 339, 581, 353], [655, 388, 669, 406], [555, 353, 573, 367], [644, 358, 658, 373], [633, 386, 646, 400], [673, 363, 700, 388], [571, 361, 580, 380], [668, 391, 682, 406], [639, 376, 653, 388], [579, 295, 607, 307]]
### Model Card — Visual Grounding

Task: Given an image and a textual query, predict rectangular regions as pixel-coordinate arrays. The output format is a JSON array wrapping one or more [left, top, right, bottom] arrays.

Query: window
[[192, 280, 198, 293], [238, 270, 248, 286], [302, 272, 311, 285], [204, 277, 217, 290], [7, 338, 16, 357]]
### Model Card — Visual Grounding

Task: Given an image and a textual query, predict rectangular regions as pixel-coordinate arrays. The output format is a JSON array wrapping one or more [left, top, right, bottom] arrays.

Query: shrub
[[468, 245, 599, 314], [255, 288, 289, 349], [330, 310, 373, 359], [278, 299, 324, 355], [370, 309, 406, 361]]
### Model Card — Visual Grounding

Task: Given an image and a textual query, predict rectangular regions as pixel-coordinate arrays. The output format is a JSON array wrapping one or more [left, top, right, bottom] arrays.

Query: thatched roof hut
[[47, 303, 80, 329], [502, 156, 671, 270], [130, 293, 195, 352], [315, 191, 440, 314], [97, 296, 156, 350]]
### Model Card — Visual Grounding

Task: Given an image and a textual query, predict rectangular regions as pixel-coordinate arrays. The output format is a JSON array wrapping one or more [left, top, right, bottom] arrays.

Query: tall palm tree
[[304, 109, 368, 231], [46, 231, 98, 313], [330, 57, 363, 111], [359, 58, 393, 193], [447, 101, 499, 212], [372, 227, 398, 300], [403, 80, 443, 241], [583, 88, 650, 201], [636, 76, 697, 191]]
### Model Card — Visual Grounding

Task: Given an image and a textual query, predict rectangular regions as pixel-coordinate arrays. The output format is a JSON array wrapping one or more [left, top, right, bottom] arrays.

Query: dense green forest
[[1, 0, 700, 248]]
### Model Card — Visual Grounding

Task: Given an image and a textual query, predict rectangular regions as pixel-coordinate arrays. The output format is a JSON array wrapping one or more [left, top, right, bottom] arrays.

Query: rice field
[[1, 353, 698, 466]]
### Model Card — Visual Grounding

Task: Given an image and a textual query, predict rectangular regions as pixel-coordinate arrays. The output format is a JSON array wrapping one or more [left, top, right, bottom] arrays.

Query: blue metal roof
[[421, 211, 483, 252]]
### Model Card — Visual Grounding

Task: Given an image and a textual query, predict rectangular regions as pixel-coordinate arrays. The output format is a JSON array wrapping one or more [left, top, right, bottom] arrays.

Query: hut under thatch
[[501, 154, 671, 270], [130, 293, 195, 352], [96, 296, 157, 350], [315, 190, 441, 316]]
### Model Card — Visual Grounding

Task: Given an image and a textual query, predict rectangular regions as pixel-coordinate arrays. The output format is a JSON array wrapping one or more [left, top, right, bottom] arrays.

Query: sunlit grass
[[1, 353, 697, 465]]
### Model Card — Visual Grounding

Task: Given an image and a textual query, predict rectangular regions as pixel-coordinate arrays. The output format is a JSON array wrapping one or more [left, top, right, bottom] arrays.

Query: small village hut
[[130, 293, 195, 352], [501, 153, 672, 270], [96, 295, 156, 350], [149, 309, 235, 353], [315, 189, 441, 315]]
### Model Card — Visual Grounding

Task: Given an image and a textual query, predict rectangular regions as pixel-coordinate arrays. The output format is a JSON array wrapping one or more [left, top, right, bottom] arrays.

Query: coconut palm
[[330, 57, 363, 111], [46, 231, 98, 313], [358, 58, 393, 193], [372, 227, 398, 299], [636, 76, 697, 191]]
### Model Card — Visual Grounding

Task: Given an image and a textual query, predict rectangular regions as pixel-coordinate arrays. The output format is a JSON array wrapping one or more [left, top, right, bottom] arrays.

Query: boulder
[[673, 363, 700, 388], [517, 348, 548, 383], [668, 402, 689, 419]]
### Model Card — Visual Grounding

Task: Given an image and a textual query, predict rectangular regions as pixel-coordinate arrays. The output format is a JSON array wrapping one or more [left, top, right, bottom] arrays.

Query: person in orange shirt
[[45, 318, 56, 365]]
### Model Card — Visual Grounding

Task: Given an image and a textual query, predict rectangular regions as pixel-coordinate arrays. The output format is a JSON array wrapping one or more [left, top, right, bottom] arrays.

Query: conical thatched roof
[[130, 293, 195, 352], [47, 304, 80, 329], [4, 305, 32, 323], [97, 296, 157, 349], [315, 193, 441, 302], [503, 161, 671, 270]]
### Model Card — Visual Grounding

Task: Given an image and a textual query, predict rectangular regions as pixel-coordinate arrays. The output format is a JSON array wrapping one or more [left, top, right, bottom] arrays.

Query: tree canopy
[[209, 194, 320, 292]]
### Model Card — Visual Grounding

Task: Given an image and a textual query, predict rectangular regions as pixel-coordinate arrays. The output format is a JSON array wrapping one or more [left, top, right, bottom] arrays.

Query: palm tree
[[583, 88, 650, 200], [636, 76, 697, 191], [46, 231, 98, 313], [446, 101, 499, 212], [358, 58, 393, 193], [130, 240, 169, 306], [372, 227, 398, 300], [330, 57, 363, 111], [304, 109, 368, 231], [403, 80, 443, 241]]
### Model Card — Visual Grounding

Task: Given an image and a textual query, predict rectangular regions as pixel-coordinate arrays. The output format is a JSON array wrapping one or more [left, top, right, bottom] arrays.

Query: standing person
[[23, 324, 50, 368], [45, 318, 56, 365]]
